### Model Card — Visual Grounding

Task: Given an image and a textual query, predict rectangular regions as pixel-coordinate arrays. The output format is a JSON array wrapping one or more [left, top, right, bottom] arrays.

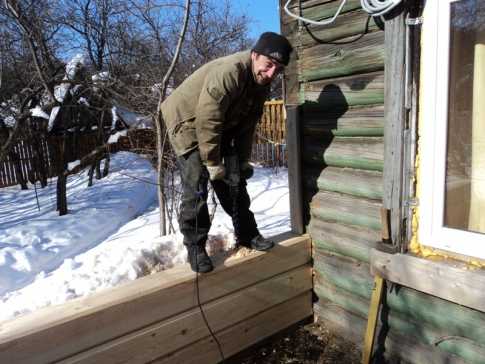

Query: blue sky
[[233, 0, 281, 39]]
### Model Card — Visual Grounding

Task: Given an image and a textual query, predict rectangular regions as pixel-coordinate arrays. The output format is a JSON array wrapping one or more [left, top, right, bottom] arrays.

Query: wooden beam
[[383, 6, 407, 249], [311, 191, 382, 231], [314, 166, 383, 200], [300, 31, 385, 82], [370, 249, 485, 313], [286, 105, 305, 234], [311, 220, 380, 263], [301, 72, 384, 111], [152, 292, 313, 364], [303, 136, 384, 171], [0, 234, 311, 364], [60, 265, 312, 364]]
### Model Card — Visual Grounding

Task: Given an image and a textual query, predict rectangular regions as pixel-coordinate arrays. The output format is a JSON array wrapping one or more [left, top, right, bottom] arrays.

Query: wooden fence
[[1, 101, 287, 188], [0, 133, 103, 188], [0, 138, 51, 188], [252, 100, 287, 167]]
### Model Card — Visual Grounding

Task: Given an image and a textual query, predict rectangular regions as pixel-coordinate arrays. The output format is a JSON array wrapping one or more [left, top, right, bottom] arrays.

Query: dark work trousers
[[177, 148, 259, 248]]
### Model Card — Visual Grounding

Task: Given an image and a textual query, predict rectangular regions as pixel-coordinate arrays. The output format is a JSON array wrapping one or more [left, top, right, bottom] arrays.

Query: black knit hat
[[252, 32, 293, 66]]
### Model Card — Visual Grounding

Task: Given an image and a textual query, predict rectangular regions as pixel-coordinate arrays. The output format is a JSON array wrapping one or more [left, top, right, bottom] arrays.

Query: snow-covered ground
[[0, 152, 290, 322]]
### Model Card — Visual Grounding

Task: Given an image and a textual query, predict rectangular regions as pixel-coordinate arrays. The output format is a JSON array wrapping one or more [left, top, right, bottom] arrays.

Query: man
[[161, 32, 293, 273]]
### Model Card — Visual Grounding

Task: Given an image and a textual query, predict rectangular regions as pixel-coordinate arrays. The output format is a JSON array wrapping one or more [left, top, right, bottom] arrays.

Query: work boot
[[187, 245, 213, 273], [245, 234, 274, 251]]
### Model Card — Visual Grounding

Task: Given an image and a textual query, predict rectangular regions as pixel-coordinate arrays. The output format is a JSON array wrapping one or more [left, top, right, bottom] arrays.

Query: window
[[420, 0, 485, 259]]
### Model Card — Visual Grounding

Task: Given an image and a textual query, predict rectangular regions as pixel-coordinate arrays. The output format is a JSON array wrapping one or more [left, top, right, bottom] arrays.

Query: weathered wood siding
[[282, 1, 485, 363]]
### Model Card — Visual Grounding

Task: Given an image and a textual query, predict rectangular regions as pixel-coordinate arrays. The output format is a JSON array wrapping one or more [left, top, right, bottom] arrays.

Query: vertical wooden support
[[286, 105, 304, 234], [362, 275, 385, 364], [383, 7, 407, 250]]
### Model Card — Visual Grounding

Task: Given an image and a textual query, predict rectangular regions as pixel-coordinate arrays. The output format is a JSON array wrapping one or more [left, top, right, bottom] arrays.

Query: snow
[[92, 71, 110, 83], [108, 130, 127, 143], [66, 54, 86, 81], [0, 153, 290, 322], [4, 116, 16, 127], [113, 105, 153, 129], [30, 106, 50, 120], [48, 106, 60, 132]]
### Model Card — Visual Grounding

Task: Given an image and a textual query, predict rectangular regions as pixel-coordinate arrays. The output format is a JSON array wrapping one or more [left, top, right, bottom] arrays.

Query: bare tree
[[155, 0, 190, 236]]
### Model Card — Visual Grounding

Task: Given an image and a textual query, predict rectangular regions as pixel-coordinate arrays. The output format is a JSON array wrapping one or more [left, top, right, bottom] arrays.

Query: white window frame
[[420, 0, 485, 259]]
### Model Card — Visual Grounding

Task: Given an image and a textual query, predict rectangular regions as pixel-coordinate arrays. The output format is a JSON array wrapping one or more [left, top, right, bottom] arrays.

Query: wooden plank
[[383, 8, 406, 250], [0, 234, 311, 364], [300, 31, 385, 82], [370, 250, 485, 314], [152, 292, 313, 364], [311, 190, 381, 230], [301, 72, 384, 111], [286, 105, 304, 234], [60, 265, 312, 364], [362, 275, 384, 364], [303, 136, 384, 171]]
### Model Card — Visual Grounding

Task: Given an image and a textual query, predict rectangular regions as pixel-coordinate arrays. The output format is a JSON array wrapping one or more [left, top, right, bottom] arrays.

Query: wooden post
[[383, 6, 407, 250], [286, 105, 304, 234]]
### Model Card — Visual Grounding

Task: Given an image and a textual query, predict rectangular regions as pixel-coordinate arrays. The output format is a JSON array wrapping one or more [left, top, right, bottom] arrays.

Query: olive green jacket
[[161, 51, 269, 166]]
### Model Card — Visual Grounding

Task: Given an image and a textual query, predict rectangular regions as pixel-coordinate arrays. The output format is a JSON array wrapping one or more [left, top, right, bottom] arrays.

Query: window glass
[[445, 0, 485, 234]]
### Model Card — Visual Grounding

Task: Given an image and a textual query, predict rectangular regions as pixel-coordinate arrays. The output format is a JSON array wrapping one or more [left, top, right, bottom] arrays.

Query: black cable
[[194, 191, 225, 363]]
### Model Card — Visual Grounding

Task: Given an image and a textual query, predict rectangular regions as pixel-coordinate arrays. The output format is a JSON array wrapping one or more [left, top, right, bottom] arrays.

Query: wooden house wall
[[281, 1, 485, 363]]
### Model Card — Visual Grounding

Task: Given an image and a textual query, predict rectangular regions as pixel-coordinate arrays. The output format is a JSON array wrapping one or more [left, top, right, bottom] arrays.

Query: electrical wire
[[194, 192, 225, 363], [283, 0, 348, 26], [283, 0, 403, 26]]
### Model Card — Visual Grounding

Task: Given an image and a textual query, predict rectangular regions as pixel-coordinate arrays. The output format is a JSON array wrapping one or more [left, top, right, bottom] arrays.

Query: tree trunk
[[56, 135, 68, 215], [102, 152, 110, 177]]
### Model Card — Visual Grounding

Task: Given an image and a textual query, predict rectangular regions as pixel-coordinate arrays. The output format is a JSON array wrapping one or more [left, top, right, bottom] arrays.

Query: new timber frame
[[0, 233, 312, 364]]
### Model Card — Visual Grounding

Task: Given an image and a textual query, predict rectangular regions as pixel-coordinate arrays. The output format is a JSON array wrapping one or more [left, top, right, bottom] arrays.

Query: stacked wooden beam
[[0, 233, 312, 364]]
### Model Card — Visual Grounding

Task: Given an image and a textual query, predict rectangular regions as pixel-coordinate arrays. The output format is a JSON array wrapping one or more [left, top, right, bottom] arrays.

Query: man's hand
[[240, 161, 254, 180], [206, 164, 226, 181]]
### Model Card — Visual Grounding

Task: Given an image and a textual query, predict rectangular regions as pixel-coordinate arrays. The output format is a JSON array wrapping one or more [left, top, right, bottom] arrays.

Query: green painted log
[[314, 302, 468, 364], [310, 190, 382, 230], [303, 105, 384, 136], [310, 219, 380, 263], [281, 0, 362, 25], [300, 32, 385, 82], [303, 136, 384, 171], [314, 280, 485, 364], [296, 10, 381, 46], [313, 250, 485, 352], [300, 72, 384, 110], [312, 166, 383, 200]]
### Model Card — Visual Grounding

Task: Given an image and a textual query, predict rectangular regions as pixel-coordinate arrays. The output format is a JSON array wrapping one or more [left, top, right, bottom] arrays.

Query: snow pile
[[0, 152, 157, 298]]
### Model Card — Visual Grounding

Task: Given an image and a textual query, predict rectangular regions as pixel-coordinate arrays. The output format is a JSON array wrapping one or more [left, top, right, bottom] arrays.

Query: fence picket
[[252, 100, 286, 167]]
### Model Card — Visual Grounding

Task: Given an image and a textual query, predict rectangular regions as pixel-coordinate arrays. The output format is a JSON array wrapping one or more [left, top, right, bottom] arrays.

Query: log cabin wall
[[281, 1, 485, 363], [281, 0, 384, 347]]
